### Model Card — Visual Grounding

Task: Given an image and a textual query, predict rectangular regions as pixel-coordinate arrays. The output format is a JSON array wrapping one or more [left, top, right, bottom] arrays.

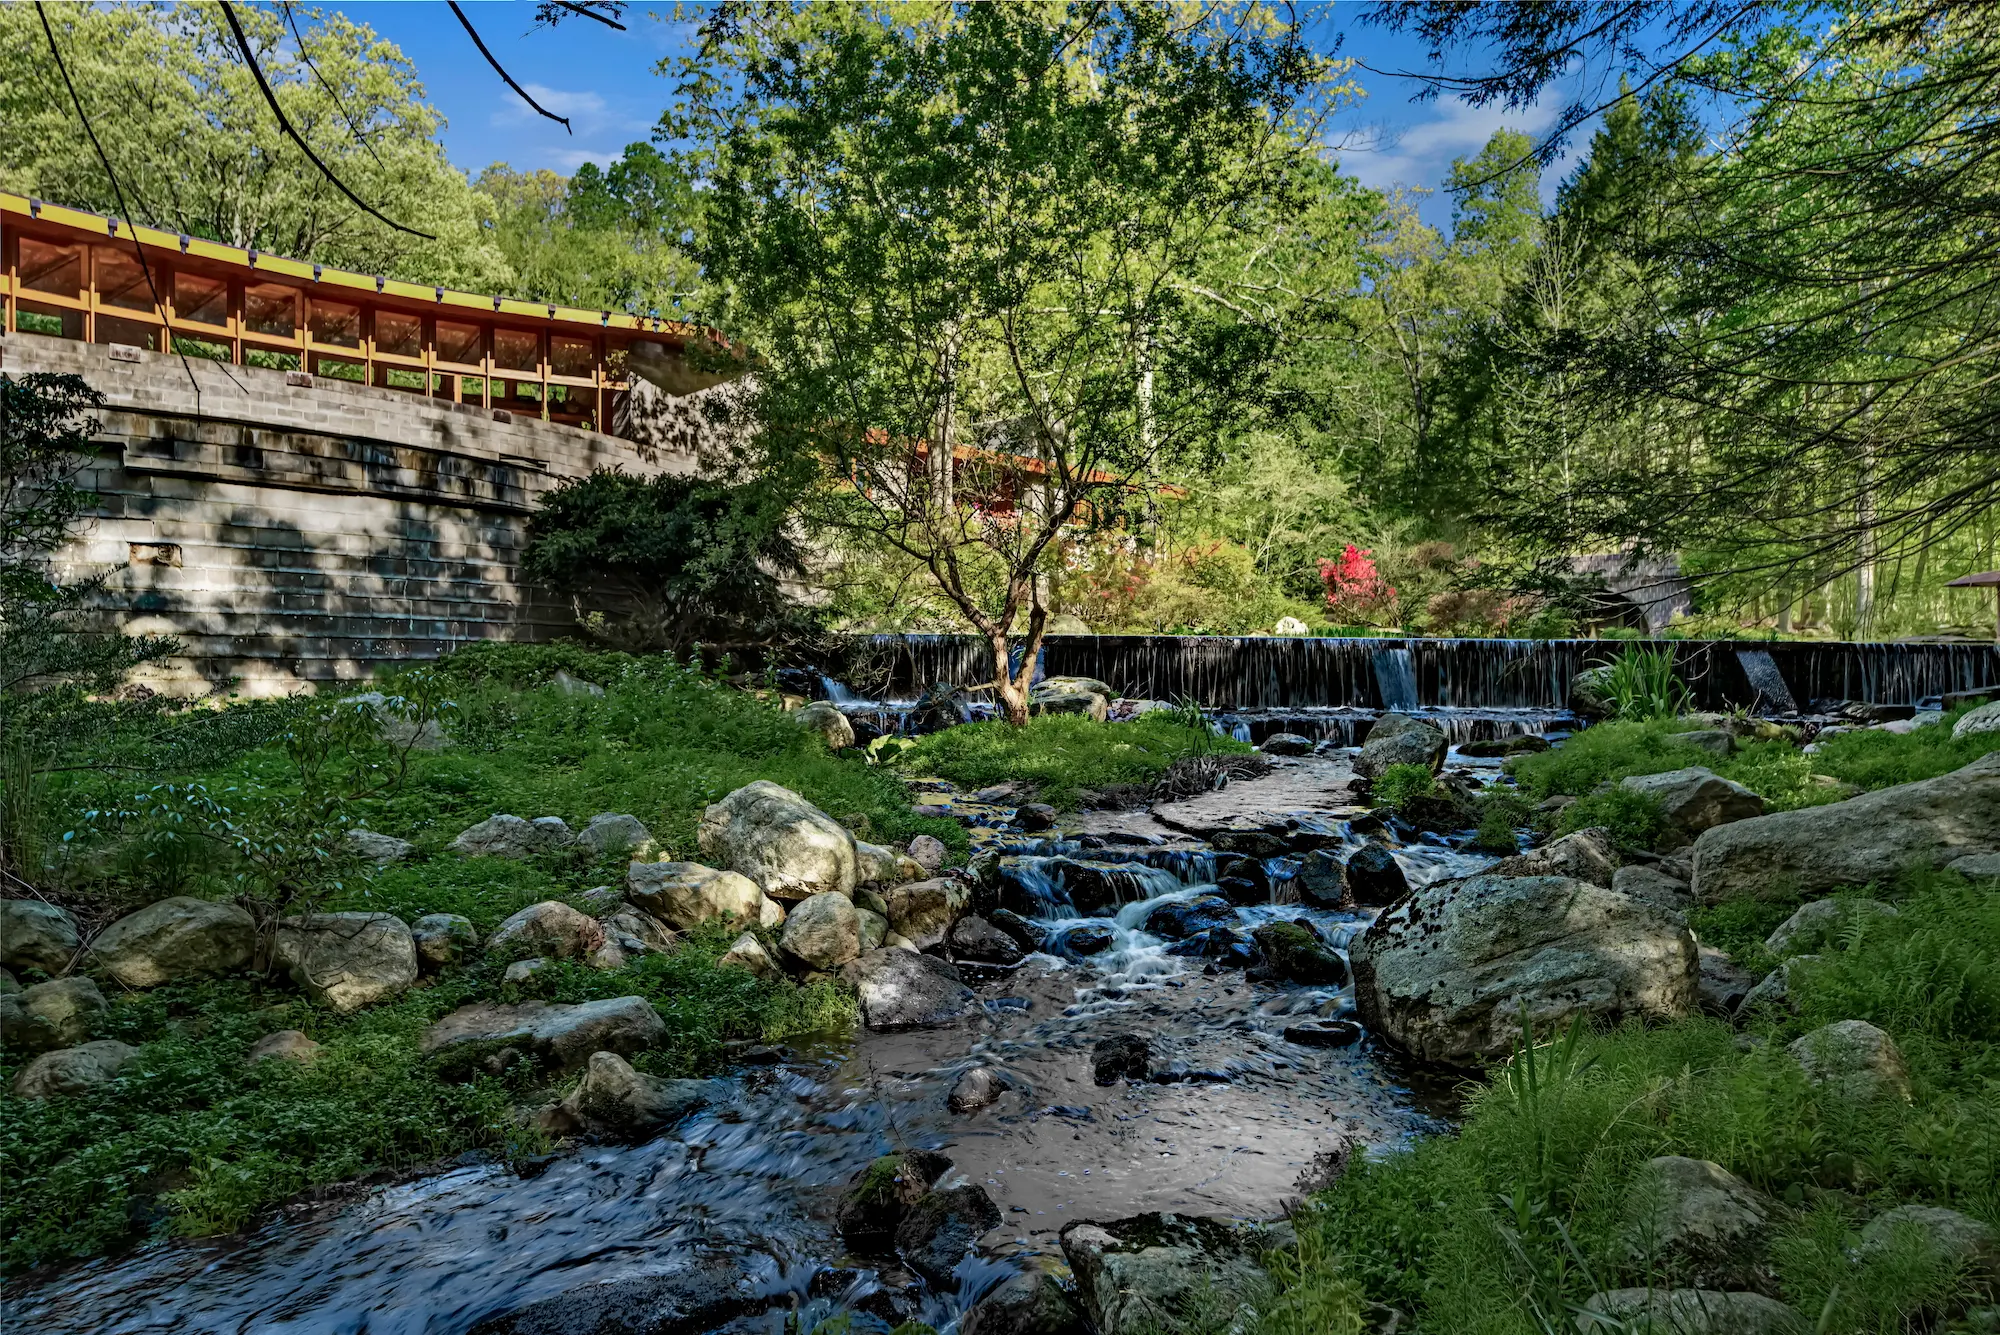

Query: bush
[[1556, 785, 1668, 851], [891, 712, 1245, 810], [1371, 763, 1440, 810], [1506, 720, 1712, 800]]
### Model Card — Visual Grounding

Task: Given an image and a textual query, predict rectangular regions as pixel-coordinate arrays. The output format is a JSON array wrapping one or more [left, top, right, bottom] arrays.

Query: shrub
[[1556, 785, 1668, 851], [891, 712, 1244, 810], [1506, 720, 1711, 799], [1371, 762, 1439, 810], [1599, 645, 1694, 720]]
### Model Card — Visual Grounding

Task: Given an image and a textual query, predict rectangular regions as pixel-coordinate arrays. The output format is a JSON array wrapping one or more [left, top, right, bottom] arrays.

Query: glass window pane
[[95, 246, 154, 311], [309, 299, 360, 348], [551, 335, 595, 378], [94, 314, 159, 350], [16, 302, 81, 339], [375, 310, 422, 359], [436, 321, 483, 365], [174, 272, 229, 326], [20, 239, 82, 297], [493, 328, 539, 372], [245, 283, 297, 337]]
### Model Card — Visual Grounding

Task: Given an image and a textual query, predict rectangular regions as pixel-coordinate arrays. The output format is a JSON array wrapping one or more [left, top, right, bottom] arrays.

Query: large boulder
[[842, 948, 976, 1029], [1030, 677, 1112, 722], [949, 915, 1025, 965], [1613, 863, 1695, 914], [544, 1050, 720, 1140], [486, 901, 605, 960], [1578, 1289, 1807, 1333], [794, 700, 856, 750], [577, 813, 654, 859], [1951, 699, 2000, 739], [1624, 1156, 1774, 1291], [626, 861, 766, 929], [12, 1039, 140, 1100], [411, 913, 478, 970], [1060, 1214, 1282, 1335], [882, 876, 969, 951], [1355, 713, 1447, 780], [1, 976, 108, 1053], [1787, 1019, 1911, 1102], [1619, 768, 1766, 843], [1691, 752, 2000, 903], [273, 913, 418, 1013], [898, 1183, 1003, 1287], [0, 899, 80, 974], [1764, 898, 1896, 956], [1491, 827, 1619, 888], [960, 1258, 1089, 1335], [421, 996, 668, 1076], [451, 814, 574, 859], [780, 892, 862, 970], [1350, 874, 1699, 1066], [90, 895, 255, 988], [344, 829, 414, 865], [698, 781, 858, 901]]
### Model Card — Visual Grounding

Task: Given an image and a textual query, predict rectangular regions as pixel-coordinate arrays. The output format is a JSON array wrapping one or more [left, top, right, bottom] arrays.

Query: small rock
[[897, 1183, 1003, 1287], [795, 700, 856, 749], [1, 976, 108, 1053], [587, 939, 629, 971], [547, 1050, 720, 1140], [760, 895, 787, 928], [907, 834, 948, 873], [0, 968, 16, 994], [1613, 863, 1694, 914], [504, 958, 549, 983], [577, 813, 654, 859], [1733, 955, 1816, 1019], [1295, 848, 1348, 908], [949, 915, 1025, 965], [626, 861, 766, 930], [1764, 898, 1896, 956], [0, 899, 81, 974], [717, 932, 780, 981], [451, 814, 573, 859], [421, 996, 668, 1076], [949, 1066, 1005, 1113], [842, 949, 976, 1029], [857, 907, 888, 951], [487, 901, 606, 961], [853, 840, 908, 886], [1259, 733, 1315, 757], [1787, 1019, 1911, 1102], [1342, 844, 1408, 906], [1578, 1288, 1807, 1333], [1951, 698, 2000, 739], [273, 912, 419, 1013], [882, 877, 969, 952], [1696, 946, 1755, 1017], [90, 895, 256, 988], [344, 829, 415, 865], [1283, 1019, 1363, 1048], [1623, 1156, 1774, 1290], [603, 908, 677, 957], [1142, 895, 1238, 941], [1948, 851, 2000, 879], [1015, 803, 1058, 832], [1491, 827, 1619, 888], [1092, 1033, 1151, 1085], [12, 1039, 140, 1099], [1677, 730, 1737, 758], [1053, 923, 1114, 957], [411, 913, 478, 970], [960, 1257, 1088, 1335], [1252, 922, 1349, 986], [247, 1030, 322, 1066], [838, 1149, 955, 1250]]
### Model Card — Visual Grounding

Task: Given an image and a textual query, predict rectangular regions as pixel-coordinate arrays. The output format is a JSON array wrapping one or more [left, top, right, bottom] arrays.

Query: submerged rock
[[466, 1255, 774, 1335], [698, 780, 859, 901], [1092, 1033, 1152, 1085], [1283, 1019, 1363, 1048], [421, 996, 668, 1076], [90, 895, 256, 988], [1052, 923, 1115, 958], [0, 899, 80, 974], [273, 912, 419, 1013], [843, 948, 976, 1029], [1252, 922, 1349, 986], [949, 1066, 1006, 1113], [1341, 844, 1408, 907], [1142, 894, 1238, 941]]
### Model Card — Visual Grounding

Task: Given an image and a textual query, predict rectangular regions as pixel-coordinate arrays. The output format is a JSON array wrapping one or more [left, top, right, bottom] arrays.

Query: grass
[[889, 710, 1245, 809]]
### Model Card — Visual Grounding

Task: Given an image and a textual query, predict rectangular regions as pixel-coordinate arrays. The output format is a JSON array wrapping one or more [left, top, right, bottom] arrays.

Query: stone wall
[[2, 331, 714, 695]]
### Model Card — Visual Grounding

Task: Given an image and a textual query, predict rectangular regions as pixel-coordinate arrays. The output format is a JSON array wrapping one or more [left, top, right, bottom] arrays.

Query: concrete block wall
[[3, 332, 710, 695]]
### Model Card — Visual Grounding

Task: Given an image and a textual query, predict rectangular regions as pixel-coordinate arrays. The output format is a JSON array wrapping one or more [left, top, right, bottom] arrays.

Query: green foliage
[[1505, 720, 1711, 800], [1555, 786, 1668, 852], [892, 713, 1245, 811], [1601, 647, 1694, 721], [1807, 707, 2000, 794], [1372, 763, 1441, 811], [1471, 791, 1533, 853]]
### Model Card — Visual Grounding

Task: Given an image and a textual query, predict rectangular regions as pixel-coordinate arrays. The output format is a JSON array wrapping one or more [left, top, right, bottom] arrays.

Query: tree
[[669, 2, 1332, 722]]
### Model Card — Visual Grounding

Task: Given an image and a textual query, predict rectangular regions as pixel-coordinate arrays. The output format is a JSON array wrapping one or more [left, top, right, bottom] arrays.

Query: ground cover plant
[[889, 711, 1249, 810]]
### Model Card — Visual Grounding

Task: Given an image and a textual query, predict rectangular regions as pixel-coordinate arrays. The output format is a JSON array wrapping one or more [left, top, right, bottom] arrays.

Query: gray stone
[[1949, 852, 2000, 879], [273, 912, 418, 1013], [348, 692, 450, 750], [1295, 848, 1348, 908], [850, 904, 884, 952], [949, 1065, 1005, 1113], [949, 914, 1024, 965], [897, 1183, 1003, 1287], [421, 996, 668, 1076], [697, 780, 859, 901], [90, 895, 256, 988], [1697, 946, 1756, 1017], [854, 839, 919, 886], [1, 976, 107, 1052], [451, 814, 573, 859], [842, 948, 976, 1029], [1764, 898, 1897, 956], [717, 932, 780, 981], [907, 834, 948, 873], [577, 813, 654, 859], [1571, 666, 1618, 718], [12, 1039, 140, 1100], [1351, 874, 1699, 1065], [0, 967, 16, 994], [960, 1257, 1089, 1335], [1692, 752, 2000, 903], [626, 860, 765, 930], [1787, 1019, 1911, 1102], [1259, 732, 1315, 757], [1624, 1156, 1774, 1290], [545, 1050, 720, 1140], [1621, 768, 1766, 842], [1952, 699, 2000, 739], [1491, 827, 1620, 888], [883, 876, 969, 951], [1857, 1205, 1998, 1280], [1678, 729, 1737, 758], [795, 700, 856, 749], [602, 908, 676, 957], [504, 958, 548, 983], [486, 901, 606, 960], [344, 829, 415, 865], [411, 913, 478, 970], [838, 1149, 956, 1250], [1578, 1289, 1807, 1333], [780, 892, 861, 970], [0, 899, 80, 974], [1355, 713, 1447, 780], [1614, 863, 1695, 914], [1060, 1213, 1279, 1335], [247, 1029, 322, 1066], [1734, 956, 1816, 1019], [1030, 678, 1110, 722]]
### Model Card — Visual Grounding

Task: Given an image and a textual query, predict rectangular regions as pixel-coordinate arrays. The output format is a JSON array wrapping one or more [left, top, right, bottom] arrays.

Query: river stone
[[780, 891, 861, 970], [1625, 1156, 1774, 1290], [1614, 863, 1695, 914], [1491, 827, 1619, 888], [1857, 1205, 1999, 1280], [503, 958, 547, 983], [0, 899, 80, 974], [1734, 955, 1816, 1019], [547, 1050, 720, 1140], [1697, 946, 1756, 1016], [1578, 1289, 1808, 1333], [794, 699, 857, 750], [1296, 848, 1347, 908], [883, 876, 969, 951], [698, 780, 858, 901], [1093, 1032, 1152, 1085], [988, 907, 1042, 951], [1, 976, 107, 1052], [12, 1039, 139, 1100], [1787, 1019, 1911, 1102], [838, 1149, 956, 1250], [602, 907, 677, 957], [843, 948, 976, 1029], [1283, 1018, 1364, 1048], [422, 996, 668, 1076], [1252, 922, 1349, 986], [1259, 732, 1315, 757], [1015, 803, 1059, 833], [273, 912, 418, 1013], [949, 1065, 1005, 1113], [411, 913, 478, 970], [577, 813, 653, 859], [1952, 699, 2000, 738], [451, 814, 573, 859], [247, 1029, 322, 1066], [1351, 874, 1699, 1066], [949, 915, 1025, 965], [625, 861, 764, 931], [1060, 1213, 1277, 1335], [898, 1183, 1003, 1287], [717, 931, 780, 980], [961, 1256, 1089, 1335], [1142, 894, 1238, 941], [1764, 897, 1897, 956], [1355, 713, 1447, 780], [90, 895, 255, 988], [907, 834, 948, 873], [1692, 752, 2000, 903], [1054, 923, 1115, 957], [465, 1255, 774, 1335], [486, 902, 606, 963], [1343, 844, 1408, 906], [1620, 768, 1766, 842], [1949, 851, 2000, 879], [344, 829, 415, 865]]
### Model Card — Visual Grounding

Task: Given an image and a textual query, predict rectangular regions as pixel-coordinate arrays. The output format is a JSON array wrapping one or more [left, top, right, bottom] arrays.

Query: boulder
[[1251, 922, 1349, 986], [960, 1258, 1089, 1335], [717, 931, 780, 981], [842, 948, 976, 1029], [897, 1183, 1003, 1286], [948, 1066, 1005, 1113], [421, 996, 668, 1076], [1014, 802, 1059, 833], [1620, 768, 1766, 842], [949, 915, 1025, 965], [1697, 946, 1756, 1016], [1734, 956, 1816, 1019], [988, 907, 1043, 952], [838, 1149, 954, 1250], [1624, 1156, 1774, 1290], [858, 907, 888, 951], [1764, 898, 1897, 956], [12, 1039, 139, 1100], [576, 813, 654, 859], [411, 913, 478, 970], [1342, 844, 1408, 907], [247, 1030, 322, 1066], [1053, 924, 1115, 957], [1692, 752, 2000, 903], [1787, 1019, 1910, 1102], [1355, 713, 1447, 780], [1677, 730, 1737, 758], [780, 892, 861, 970], [504, 958, 548, 983], [0, 899, 80, 974], [795, 700, 857, 749], [1577, 1289, 1807, 1334], [1030, 678, 1110, 722], [603, 908, 677, 958], [626, 861, 765, 930], [1571, 666, 1618, 718], [1614, 863, 1695, 914], [1259, 732, 1315, 757], [883, 876, 969, 951], [1092, 1033, 1152, 1085], [451, 814, 573, 859], [1060, 1214, 1281, 1335], [1857, 1205, 1998, 1281], [344, 829, 415, 865], [1952, 699, 2000, 739], [89, 895, 255, 988], [1351, 874, 1699, 1066], [1295, 848, 1348, 908], [1491, 827, 1619, 888], [1142, 894, 1239, 941], [546, 1051, 720, 1140], [698, 780, 859, 901], [487, 901, 606, 962], [1949, 851, 2000, 879], [907, 834, 948, 873], [273, 913, 419, 1013], [1, 976, 107, 1052]]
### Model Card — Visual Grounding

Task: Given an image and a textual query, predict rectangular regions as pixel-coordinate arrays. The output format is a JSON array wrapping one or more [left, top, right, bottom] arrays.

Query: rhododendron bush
[[1317, 545, 1398, 624]]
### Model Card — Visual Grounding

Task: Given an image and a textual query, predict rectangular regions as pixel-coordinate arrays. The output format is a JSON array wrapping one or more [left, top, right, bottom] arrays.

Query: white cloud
[[1338, 96, 1563, 197], [552, 147, 620, 172], [491, 84, 649, 136]]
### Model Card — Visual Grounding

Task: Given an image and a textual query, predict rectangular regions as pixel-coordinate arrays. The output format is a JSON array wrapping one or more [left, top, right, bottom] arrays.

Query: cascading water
[[1733, 649, 1797, 713], [1371, 647, 1420, 711]]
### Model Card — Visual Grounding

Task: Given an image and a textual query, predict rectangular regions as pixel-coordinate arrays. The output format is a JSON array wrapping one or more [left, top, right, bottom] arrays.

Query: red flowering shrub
[[1317, 544, 1398, 624]]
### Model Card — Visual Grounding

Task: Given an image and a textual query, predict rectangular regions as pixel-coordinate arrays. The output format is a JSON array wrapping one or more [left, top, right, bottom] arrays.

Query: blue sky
[[338, 2, 1593, 228]]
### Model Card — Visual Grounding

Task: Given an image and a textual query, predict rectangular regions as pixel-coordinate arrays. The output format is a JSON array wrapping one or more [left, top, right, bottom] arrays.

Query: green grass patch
[[889, 711, 1245, 809]]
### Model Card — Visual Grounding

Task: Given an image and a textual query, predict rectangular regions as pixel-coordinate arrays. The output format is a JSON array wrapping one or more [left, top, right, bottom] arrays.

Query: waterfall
[[819, 676, 857, 704], [1733, 649, 1797, 713], [1371, 648, 1420, 711]]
